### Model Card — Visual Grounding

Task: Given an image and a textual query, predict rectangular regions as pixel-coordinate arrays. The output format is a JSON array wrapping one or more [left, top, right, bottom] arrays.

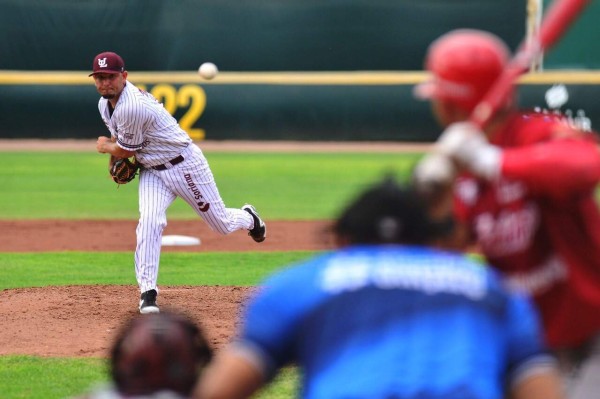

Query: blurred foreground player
[[77, 311, 213, 399], [196, 176, 562, 399], [413, 29, 600, 398]]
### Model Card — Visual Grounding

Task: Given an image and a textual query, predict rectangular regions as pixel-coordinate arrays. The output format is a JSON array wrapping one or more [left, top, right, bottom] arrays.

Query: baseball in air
[[198, 62, 218, 80]]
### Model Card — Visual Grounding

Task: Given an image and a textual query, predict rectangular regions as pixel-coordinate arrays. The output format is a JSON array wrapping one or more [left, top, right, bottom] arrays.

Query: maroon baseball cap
[[89, 51, 125, 76]]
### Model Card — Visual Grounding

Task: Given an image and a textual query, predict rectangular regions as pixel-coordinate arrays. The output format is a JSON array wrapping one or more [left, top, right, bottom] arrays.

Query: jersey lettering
[[504, 256, 568, 295], [320, 256, 487, 299], [475, 204, 539, 257], [184, 173, 211, 212]]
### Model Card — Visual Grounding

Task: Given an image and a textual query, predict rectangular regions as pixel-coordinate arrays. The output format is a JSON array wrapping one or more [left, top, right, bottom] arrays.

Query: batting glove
[[435, 122, 502, 180], [413, 152, 456, 189]]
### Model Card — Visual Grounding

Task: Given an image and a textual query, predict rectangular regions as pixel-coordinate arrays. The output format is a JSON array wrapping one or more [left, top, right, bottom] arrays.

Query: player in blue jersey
[[195, 176, 564, 399]]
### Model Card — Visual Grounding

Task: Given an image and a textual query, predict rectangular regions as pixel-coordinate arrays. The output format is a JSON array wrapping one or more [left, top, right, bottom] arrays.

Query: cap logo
[[98, 58, 108, 68]]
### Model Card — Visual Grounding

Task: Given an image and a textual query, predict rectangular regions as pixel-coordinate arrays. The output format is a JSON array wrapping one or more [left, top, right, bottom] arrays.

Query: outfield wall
[[0, 71, 599, 141], [1, 1, 527, 72], [2, 1, 598, 141], [3, 0, 599, 71]]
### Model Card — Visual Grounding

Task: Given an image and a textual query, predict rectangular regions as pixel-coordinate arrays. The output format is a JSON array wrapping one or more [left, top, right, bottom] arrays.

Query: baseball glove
[[110, 157, 140, 185]]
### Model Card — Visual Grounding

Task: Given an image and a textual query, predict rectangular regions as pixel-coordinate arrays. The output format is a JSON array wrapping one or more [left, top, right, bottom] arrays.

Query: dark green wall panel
[[0, 0, 527, 71]]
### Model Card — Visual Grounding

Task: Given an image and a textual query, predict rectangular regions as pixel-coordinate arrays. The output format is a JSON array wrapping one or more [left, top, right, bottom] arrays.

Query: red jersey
[[454, 111, 600, 348]]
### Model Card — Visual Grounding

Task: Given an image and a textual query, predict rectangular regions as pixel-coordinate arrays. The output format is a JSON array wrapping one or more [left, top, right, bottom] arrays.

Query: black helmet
[[334, 175, 453, 245]]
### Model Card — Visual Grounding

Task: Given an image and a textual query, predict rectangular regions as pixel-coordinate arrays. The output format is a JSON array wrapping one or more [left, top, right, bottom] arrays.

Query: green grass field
[[0, 151, 422, 220], [0, 150, 423, 399]]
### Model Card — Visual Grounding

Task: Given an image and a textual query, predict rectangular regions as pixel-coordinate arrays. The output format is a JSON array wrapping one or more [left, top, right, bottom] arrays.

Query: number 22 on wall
[[137, 84, 206, 141]]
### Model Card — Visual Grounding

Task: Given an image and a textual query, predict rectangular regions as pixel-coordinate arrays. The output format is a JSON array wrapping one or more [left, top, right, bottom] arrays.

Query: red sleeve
[[501, 138, 600, 199], [453, 195, 468, 223]]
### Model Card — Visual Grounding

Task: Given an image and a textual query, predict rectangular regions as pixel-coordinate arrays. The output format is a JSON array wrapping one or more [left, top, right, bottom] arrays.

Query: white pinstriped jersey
[[96, 78, 257, 297], [98, 81, 191, 167]]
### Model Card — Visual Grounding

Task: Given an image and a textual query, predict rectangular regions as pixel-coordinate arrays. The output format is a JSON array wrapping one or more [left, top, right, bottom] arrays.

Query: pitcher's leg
[[163, 146, 256, 235], [185, 182, 254, 235], [135, 169, 176, 294]]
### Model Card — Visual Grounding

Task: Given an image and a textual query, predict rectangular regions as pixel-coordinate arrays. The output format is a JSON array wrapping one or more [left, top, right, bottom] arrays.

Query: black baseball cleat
[[139, 289, 160, 314], [242, 204, 266, 243]]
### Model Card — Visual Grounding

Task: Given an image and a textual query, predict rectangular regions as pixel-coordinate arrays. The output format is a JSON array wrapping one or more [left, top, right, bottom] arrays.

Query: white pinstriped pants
[[134, 144, 254, 293]]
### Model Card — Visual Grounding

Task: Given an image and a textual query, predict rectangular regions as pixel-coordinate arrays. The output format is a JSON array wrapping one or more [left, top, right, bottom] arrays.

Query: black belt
[[151, 155, 185, 170]]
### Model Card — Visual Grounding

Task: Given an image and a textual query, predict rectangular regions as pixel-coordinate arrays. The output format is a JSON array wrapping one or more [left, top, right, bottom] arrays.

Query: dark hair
[[334, 175, 452, 245], [110, 310, 213, 397]]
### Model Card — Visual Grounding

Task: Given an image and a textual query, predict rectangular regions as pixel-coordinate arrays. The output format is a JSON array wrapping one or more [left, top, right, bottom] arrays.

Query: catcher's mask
[[110, 310, 213, 397]]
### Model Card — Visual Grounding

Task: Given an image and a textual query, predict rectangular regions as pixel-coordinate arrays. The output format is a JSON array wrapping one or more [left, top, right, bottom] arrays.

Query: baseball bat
[[470, 0, 591, 128]]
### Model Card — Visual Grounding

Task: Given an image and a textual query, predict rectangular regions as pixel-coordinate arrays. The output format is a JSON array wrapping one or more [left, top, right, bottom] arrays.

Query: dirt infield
[[1, 284, 255, 358], [0, 218, 334, 358]]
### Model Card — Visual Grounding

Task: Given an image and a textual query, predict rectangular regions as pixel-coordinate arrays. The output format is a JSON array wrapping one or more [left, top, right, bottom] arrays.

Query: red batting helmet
[[414, 29, 510, 112]]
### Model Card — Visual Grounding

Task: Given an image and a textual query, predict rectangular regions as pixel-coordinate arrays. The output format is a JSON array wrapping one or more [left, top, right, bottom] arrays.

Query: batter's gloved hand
[[413, 153, 456, 189], [412, 153, 456, 217], [435, 122, 502, 180], [110, 157, 140, 185]]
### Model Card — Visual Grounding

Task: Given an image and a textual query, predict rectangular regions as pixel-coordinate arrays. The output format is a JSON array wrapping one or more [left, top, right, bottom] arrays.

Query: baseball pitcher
[[90, 52, 266, 314]]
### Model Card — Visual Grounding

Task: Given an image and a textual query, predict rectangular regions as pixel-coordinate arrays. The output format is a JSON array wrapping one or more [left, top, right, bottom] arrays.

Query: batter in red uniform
[[413, 29, 600, 399]]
